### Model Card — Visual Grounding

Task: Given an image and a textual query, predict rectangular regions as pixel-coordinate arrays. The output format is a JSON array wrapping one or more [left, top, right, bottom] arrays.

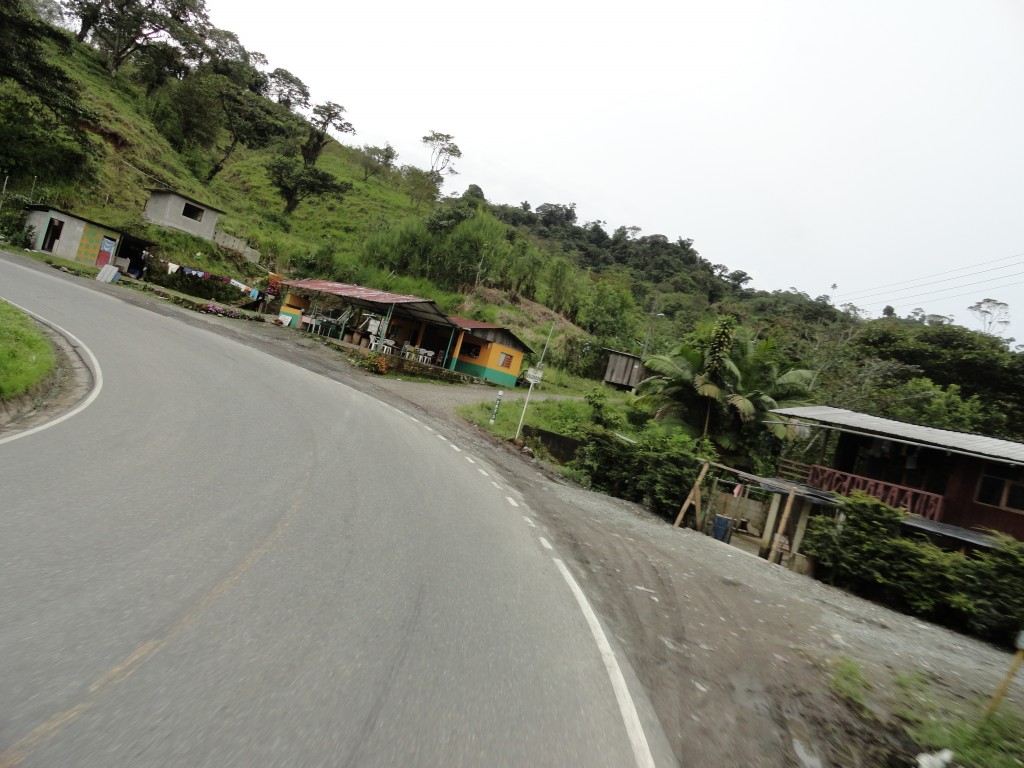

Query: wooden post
[[768, 491, 797, 564], [761, 494, 781, 551], [675, 462, 710, 528], [985, 647, 1024, 718], [791, 499, 811, 555]]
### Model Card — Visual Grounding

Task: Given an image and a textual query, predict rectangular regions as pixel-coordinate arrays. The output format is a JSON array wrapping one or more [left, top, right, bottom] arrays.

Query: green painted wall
[[454, 360, 518, 387]]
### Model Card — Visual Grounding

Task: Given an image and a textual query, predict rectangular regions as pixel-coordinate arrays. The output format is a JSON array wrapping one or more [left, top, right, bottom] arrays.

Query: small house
[[143, 189, 223, 240], [24, 206, 151, 274], [448, 317, 533, 387], [603, 349, 651, 390], [774, 406, 1024, 542]]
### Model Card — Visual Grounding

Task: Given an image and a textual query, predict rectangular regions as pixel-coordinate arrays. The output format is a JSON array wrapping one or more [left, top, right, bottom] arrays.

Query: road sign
[[524, 368, 542, 384]]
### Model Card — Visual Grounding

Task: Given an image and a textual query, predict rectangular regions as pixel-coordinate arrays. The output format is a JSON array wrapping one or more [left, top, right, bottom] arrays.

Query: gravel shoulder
[[5, 251, 1022, 767]]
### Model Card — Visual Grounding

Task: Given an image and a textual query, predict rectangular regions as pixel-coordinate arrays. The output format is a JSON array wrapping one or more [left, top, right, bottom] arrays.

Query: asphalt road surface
[[0, 259, 672, 767]]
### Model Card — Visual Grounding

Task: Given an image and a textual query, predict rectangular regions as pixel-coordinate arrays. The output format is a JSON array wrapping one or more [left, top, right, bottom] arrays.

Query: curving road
[[0, 257, 668, 767]]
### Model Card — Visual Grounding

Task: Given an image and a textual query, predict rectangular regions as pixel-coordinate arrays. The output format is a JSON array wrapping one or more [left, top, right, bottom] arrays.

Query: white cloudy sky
[[207, 0, 1024, 337]]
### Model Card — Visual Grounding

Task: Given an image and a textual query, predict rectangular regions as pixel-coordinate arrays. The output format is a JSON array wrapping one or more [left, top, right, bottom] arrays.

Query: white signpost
[[514, 324, 555, 442]]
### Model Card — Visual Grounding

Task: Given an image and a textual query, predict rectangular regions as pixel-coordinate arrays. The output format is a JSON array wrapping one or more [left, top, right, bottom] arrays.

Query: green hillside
[[4, 0, 1024, 465]]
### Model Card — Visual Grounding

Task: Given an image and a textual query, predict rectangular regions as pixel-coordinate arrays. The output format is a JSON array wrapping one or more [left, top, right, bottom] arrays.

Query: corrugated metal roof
[[448, 316, 534, 354], [281, 279, 457, 327], [772, 405, 1024, 464]]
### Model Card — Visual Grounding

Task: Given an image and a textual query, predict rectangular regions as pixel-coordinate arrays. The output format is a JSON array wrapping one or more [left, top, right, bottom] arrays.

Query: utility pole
[[514, 320, 555, 442]]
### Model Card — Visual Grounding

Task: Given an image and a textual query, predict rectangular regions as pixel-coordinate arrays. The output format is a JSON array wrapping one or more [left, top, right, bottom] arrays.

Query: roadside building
[[24, 205, 152, 274], [447, 317, 533, 387], [602, 348, 650, 390], [774, 405, 1024, 542], [142, 189, 224, 240]]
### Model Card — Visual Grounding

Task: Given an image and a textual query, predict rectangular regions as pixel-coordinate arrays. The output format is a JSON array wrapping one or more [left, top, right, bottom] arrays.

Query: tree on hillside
[[356, 143, 398, 181], [2, 0, 88, 123], [0, 0, 93, 180], [968, 298, 1010, 336], [195, 28, 267, 94], [267, 68, 309, 111], [422, 131, 461, 180], [129, 40, 189, 95], [640, 319, 814, 466], [266, 155, 352, 214], [536, 202, 577, 229], [301, 102, 355, 166], [205, 77, 299, 181], [400, 165, 439, 208], [64, 0, 209, 74]]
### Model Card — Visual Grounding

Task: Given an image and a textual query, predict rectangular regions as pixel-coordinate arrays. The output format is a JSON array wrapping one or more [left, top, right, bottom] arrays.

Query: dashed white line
[[553, 558, 656, 768], [465, 457, 476, 464], [409, 417, 420, 423], [450, 444, 462, 452], [424, 426, 434, 432], [539, 537, 553, 550], [436, 434, 448, 441], [505, 496, 519, 508], [491, 481, 501, 490], [477, 468, 489, 477], [523, 517, 536, 527]]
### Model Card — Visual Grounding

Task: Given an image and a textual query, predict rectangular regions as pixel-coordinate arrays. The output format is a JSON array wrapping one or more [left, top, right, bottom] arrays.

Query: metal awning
[[901, 516, 997, 549], [281, 279, 458, 328], [771, 406, 1024, 466]]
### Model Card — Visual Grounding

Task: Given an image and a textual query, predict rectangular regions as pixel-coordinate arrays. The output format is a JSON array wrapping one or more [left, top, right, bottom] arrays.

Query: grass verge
[[831, 657, 1024, 768], [0, 300, 56, 400]]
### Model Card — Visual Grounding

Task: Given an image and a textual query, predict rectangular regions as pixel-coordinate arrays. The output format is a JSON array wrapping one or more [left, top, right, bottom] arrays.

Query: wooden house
[[774, 406, 1024, 541]]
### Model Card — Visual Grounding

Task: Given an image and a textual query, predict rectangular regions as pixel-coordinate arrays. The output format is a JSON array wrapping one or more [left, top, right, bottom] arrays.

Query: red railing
[[804, 465, 944, 520]]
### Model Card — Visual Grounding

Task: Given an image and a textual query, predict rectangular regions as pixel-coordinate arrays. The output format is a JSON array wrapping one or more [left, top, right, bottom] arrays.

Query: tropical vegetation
[[2, 0, 1024, 474]]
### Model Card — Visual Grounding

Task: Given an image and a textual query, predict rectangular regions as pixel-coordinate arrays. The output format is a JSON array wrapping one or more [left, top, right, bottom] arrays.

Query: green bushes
[[568, 425, 714, 517], [802, 492, 1024, 645]]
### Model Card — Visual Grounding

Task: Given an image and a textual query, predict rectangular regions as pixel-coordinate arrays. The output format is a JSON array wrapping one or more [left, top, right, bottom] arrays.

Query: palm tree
[[639, 320, 814, 458]]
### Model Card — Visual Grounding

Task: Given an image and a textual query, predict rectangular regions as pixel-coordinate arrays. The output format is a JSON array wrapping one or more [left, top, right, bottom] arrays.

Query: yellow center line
[[0, 466, 313, 768]]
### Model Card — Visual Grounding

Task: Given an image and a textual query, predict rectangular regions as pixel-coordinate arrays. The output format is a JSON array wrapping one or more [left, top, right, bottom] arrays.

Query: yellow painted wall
[[282, 292, 310, 312], [458, 336, 523, 377]]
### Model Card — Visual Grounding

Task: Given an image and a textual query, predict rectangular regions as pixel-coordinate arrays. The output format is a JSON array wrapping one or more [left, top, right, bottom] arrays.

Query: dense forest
[[3, 0, 1023, 472]]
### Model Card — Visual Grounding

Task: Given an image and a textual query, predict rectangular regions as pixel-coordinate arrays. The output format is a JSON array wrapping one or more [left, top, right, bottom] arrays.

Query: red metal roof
[[282, 279, 431, 305], [448, 315, 502, 330], [280, 279, 457, 328]]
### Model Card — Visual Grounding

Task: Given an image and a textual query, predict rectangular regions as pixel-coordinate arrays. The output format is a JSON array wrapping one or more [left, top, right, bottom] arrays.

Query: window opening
[[181, 203, 204, 221]]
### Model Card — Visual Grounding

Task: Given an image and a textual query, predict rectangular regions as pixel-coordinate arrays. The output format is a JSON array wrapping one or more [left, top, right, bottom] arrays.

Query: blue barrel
[[712, 515, 733, 542]]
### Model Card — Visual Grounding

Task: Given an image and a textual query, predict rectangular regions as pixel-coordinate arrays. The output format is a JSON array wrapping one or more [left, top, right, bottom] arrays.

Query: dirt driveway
[[7, 255, 1024, 767]]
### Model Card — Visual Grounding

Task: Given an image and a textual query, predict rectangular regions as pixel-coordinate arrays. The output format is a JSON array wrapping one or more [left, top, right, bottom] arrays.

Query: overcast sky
[[207, 0, 1024, 339]]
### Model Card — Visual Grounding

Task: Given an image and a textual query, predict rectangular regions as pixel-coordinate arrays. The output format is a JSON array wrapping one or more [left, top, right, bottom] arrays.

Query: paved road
[[0, 258, 667, 767]]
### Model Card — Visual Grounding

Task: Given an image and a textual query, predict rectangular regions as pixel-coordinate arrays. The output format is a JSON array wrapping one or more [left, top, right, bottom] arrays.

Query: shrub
[[568, 425, 714, 517], [802, 492, 1024, 645]]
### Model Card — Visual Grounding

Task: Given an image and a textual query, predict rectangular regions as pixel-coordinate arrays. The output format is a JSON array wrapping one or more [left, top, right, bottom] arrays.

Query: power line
[[854, 279, 1024, 312], [844, 270, 1024, 308], [834, 260, 1024, 303], [833, 250, 1024, 299]]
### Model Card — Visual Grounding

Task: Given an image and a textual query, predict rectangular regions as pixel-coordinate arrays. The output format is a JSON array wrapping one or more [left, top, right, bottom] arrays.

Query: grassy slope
[[0, 300, 56, 400], [23, 40, 585, 355]]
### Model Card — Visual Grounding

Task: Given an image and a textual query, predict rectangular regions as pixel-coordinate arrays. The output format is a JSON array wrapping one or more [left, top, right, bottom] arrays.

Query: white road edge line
[[0, 300, 104, 447], [539, 537, 553, 550], [553, 558, 656, 768], [505, 496, 519, 507]]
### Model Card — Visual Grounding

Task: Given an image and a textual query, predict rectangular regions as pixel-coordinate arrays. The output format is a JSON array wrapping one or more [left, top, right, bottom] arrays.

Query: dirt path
[[6, 253, 1023, 767]]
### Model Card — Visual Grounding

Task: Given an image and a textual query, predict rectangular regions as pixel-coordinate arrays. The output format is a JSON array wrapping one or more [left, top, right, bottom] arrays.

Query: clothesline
[[158, 259, 275, 300]]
